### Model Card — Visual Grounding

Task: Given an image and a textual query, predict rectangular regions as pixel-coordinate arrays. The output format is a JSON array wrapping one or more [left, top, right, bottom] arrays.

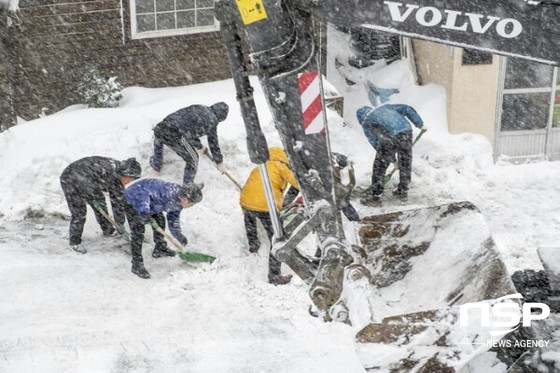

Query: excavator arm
[[216, 0, 559, 312], [215, 0, 559, 369]]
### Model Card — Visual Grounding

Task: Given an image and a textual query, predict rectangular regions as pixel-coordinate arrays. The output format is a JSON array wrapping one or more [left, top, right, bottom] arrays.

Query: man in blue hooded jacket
[[356, 104, 426, 204], [150, 102, 229, 184], [124, 179, 203, 279]]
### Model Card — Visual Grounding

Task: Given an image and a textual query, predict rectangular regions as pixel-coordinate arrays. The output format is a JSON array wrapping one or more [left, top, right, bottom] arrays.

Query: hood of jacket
[[210, 102, 229, 122], [268, 147, 289, 164], [356, 106, 374, 125]]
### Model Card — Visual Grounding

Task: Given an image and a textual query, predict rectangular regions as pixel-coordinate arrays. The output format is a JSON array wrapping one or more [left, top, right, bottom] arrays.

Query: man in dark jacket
[[150, 102, 229, 184], [60, 157, 142, 254], [356, 104, 426, 205], [124, 179, 203, 279]]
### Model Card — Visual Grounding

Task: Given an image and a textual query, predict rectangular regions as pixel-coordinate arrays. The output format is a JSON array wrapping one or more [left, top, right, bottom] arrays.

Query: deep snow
[[1, 55, 559, 371]]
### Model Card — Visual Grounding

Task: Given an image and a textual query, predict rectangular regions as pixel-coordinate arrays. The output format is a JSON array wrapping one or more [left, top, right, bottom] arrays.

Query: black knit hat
[[180, 182, 204, 203], [117, 158, 141, 179]]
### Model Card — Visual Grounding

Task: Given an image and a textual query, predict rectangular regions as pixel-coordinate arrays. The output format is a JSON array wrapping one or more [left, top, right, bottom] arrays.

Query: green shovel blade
[[178, 251, 216, 264]]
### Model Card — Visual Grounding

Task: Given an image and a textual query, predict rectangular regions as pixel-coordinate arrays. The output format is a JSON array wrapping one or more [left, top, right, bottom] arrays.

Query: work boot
[[248, 245, 260, 254], [131, 261, 151, 279], [70, 244, 87, 254], [360, 195, 382, 207], [102, 227, 116, 238], [152, 245, 176, 258], [269, 274, 292, 286], [392, 189, 408, 202]]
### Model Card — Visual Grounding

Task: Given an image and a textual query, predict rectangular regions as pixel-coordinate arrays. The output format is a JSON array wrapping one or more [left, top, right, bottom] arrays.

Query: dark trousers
[[60, 180, 114, 245], [151, 131, 199, 184], [125, 203, 167, 263], [371, 131, 412, 196], [341, 194, 360, 222], [282, 186, 300, 207], [243, 209, 282, 279]]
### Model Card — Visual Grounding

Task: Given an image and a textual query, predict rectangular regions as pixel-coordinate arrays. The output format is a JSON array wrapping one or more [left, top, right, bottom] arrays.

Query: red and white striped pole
[[298, 70, 325, 135]]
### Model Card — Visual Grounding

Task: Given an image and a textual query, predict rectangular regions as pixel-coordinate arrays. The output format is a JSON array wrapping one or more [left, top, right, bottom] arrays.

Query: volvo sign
[[300, 0, 560, 65]]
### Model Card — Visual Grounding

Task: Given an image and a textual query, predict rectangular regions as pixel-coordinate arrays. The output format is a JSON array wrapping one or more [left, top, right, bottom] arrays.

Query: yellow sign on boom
[[236, 0, 268, 25]]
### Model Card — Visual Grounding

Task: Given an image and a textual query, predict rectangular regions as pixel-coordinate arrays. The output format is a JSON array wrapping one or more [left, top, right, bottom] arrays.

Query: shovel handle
[[413, 128, 427, 146], [149, 218, 185, 254], [92, 201, 132, 242], [203, 151, 242, 191], [223, 171, 243, 191], [92, 201, 118, 227]]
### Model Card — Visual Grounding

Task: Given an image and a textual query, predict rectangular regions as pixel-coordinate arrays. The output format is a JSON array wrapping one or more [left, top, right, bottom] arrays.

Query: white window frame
[[130, 0, 219, 40]]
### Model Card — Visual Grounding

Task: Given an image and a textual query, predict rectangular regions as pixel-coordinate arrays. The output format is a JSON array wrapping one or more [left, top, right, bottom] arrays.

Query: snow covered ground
[[1, 57, 559, 372]]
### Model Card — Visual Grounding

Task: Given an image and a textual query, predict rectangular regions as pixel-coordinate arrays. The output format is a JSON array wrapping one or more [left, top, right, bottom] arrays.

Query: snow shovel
[[149, 218, 216, 264], [202, 150, 243, 191], [92, 201, 133, 243]]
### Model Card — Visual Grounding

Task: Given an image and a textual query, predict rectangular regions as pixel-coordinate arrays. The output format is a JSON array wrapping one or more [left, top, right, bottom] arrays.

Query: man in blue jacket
[[356, 104, 426, 205], [124, 179, 203, 279], [150, 102, 229, 184]]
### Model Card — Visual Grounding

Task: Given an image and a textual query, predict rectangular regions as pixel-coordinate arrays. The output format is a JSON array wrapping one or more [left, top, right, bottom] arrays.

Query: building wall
[[449, 51, 500, 144], [413, 39, 500, 145], [10, 0, 231, 120], [0, 8, 17, 129], [412, 40, 454, 125]]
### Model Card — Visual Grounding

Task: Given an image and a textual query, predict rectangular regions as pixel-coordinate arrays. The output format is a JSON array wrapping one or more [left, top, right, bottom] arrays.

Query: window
[[500, 58, 554, 131], [501, 92, 550, 131], [554, 73, 560, 128], [504, 58, 553, 90], [462, 49, 492, 65], [131, 0, 218, 39]]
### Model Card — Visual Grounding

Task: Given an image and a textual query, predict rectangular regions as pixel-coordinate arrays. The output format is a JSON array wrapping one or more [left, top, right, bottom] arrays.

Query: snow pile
[[1, 56, 560, 371]]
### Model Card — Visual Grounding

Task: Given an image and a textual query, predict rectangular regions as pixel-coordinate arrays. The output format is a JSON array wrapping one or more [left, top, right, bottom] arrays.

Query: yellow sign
[[236, 0, 268, 25]]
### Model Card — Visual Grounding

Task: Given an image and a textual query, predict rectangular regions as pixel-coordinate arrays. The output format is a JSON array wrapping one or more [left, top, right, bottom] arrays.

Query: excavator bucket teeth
[[352, 202, 519, 371]]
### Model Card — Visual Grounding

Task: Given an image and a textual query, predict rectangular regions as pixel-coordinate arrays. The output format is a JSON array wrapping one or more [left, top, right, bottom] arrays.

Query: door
[[545, 69, 560, 160]]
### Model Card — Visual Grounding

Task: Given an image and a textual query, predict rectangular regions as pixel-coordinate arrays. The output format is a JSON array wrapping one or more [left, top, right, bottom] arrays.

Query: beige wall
[[413, 40, 454, 124], [449, 51, 501, 144], [413, 40, 501, 145]]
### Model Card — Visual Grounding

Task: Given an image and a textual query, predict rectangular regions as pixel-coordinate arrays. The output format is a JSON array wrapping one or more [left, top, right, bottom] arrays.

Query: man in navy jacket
[[150, 102, 229, 184], [356, 104, 426, 204], [124, 179, 203, 279]]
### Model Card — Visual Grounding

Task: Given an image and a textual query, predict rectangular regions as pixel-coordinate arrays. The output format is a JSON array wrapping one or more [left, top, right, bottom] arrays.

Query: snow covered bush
[[0, 0, 19, 11], [77, 69, 123, 108], [0, 0, 19, 26]]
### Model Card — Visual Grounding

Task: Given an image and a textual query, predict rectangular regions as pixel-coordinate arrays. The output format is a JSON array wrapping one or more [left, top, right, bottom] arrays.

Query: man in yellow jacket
[[240, 147, 299, 286]]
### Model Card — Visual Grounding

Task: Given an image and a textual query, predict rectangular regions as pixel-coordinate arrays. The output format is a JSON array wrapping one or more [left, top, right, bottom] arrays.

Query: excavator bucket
[[348, 201, 519, 371]]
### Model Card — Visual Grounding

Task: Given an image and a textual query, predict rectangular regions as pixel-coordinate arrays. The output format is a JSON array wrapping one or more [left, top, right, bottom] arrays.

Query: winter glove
[[421, 126, 428, 132], [140, 214, 152, 225], [115, 224, 127, 235], [216, 163, 227, 174], [197, 146, 209, 156], [175, 234, 188, 246]]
